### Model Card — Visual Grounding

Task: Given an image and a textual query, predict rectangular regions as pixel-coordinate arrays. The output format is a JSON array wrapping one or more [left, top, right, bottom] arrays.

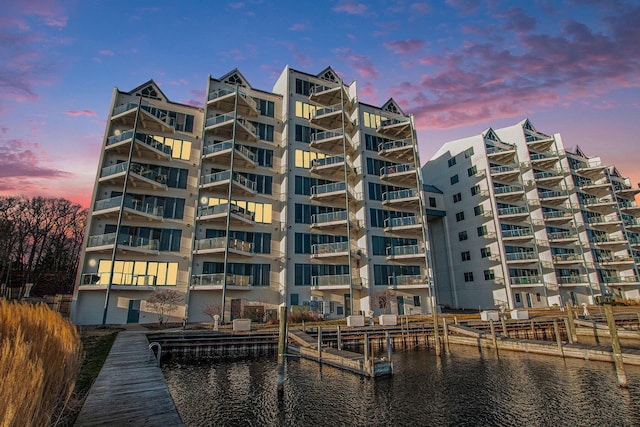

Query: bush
[[0, 300, 82, 426]]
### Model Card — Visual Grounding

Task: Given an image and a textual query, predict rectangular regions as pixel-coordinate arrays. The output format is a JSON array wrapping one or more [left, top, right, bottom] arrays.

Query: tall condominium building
[[424, 119, 640, 310], [71, 66, 437, 325]]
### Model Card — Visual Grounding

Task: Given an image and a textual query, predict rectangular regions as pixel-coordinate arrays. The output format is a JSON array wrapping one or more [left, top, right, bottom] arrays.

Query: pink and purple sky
[[1, 0, 639, 207]]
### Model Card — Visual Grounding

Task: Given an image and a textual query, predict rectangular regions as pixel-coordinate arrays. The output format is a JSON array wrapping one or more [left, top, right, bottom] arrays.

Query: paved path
[[75, 331, 183, 426]]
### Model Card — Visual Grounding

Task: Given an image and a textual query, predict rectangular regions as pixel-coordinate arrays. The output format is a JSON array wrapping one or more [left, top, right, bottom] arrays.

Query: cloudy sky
[[1, 0, 639, 207]]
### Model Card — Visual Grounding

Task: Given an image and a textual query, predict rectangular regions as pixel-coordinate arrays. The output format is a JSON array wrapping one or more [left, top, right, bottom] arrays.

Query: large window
[[295, 149, 326, 168], [254, 98, 275, 117], [104, 225, 181, 252], [294, 263, 350, 286], [295, 78, 315, 96], [96, 260, 178, 286], [294, 203, 342, 224], [295, 176, 333, 196], [252, 122, 274, 142], [151, 135, 191, 160], [295, 101, 316, 119], [205, 229, 271, 254], [205, 197, 272, 223], [295, 233, 347, 254], [363, 112, 385, 128], [373, 264, 421, 286], [203, 262, 270, 286], [295, 124, 317, 143]]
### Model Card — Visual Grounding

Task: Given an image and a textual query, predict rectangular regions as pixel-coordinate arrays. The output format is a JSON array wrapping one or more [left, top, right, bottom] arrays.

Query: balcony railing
[[88, 233, 159, 250], [510, 276, 542, 285], [101, 162, 128, 178], [490, 165, 518, 174], [87, 232, 116, 247], [497, 206, 528, 216], [505, 252, 537, 261], [205, 113, 235, 128], [534, 171, 562, 180], [203, 140, 256, 162], [383, 188, 419, 202], [530, 152, 558, 161], [311, 181, 347, 196], [591, 235, 627, 244], [312, 241, 353, 255], [601, 276, 639, 284], [494, 185, 524, 194], [380, 117, 410, 128], [106, 130, 172, 155], [553, 253, 582, 262], [381, 163, 415, 175], [385, 215, 420, 228], [388, 275, 429, 287], [312, 155, 347, 168], [581, 198, 614, 206], [538, 190, 567, 199], [197, 203, 254, 221], [486, 145, 515, 155], [195, 237, 253, 253], [200, 171, 257, 191], [502, 228, 533, 238], [193, 273, 252, 287], [543, 210, 571, 220], [311, 274, 362, 287], [101, 162, 168, 185], [597, 255, 634, 263], [311, 210, 353, 225], [81, 273, 157, 286], [557, 275, 588, 285], [386, 244, 425, 257], [547, 231, 576, 240], [378, 138, 412, 153], [312, 103, 342, 119]]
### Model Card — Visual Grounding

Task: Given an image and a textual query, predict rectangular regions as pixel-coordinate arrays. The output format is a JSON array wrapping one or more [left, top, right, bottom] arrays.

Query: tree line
[[0, 196, 87, 296]]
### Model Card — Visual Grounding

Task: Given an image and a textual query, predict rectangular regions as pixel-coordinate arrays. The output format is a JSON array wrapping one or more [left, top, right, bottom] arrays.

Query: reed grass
[[0, 300, 82, 427]]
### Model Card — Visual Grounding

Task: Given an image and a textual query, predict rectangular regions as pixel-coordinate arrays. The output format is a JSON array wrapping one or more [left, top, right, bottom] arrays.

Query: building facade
[[425, 119, 640, 310], [71, 66, 437, 325]]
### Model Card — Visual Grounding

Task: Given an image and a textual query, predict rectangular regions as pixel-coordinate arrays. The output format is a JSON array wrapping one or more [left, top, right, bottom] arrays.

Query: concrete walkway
[[75, 331, 183, 426]]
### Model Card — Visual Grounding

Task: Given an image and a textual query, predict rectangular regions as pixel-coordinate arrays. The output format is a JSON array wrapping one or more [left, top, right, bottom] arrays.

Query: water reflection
[[163, 346, 640, 426]]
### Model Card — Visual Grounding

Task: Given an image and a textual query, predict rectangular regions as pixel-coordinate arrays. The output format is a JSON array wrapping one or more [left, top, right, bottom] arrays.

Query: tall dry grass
[[0, 300, 82, 427]]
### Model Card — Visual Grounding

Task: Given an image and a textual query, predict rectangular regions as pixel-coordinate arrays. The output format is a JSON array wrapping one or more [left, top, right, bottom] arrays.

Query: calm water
[[163, 346, 640, 426]]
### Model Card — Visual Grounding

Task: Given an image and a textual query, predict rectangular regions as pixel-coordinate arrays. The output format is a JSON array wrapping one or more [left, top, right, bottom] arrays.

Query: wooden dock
[[75, 331, 183, 427], [288, 329, 393, 377]]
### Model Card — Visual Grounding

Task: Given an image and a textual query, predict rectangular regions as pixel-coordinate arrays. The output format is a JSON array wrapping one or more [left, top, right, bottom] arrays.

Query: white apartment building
[[425, 119, 640, 310], [71, 66, 437, 325]]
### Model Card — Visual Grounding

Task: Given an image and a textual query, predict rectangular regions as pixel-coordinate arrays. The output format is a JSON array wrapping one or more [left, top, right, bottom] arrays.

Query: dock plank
[[75, 331, 183, 427]]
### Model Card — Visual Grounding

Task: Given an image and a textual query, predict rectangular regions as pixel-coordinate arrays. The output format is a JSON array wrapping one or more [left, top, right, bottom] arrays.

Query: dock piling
[[277, 304, 287, 395], [566, 302, 577, 343], [337, 326, 342, 350], [442, 318, 450, 353], [500, 316, 507, 338], [317, 326, 322, 361], [364, 333, 370, 375], [604, 305, 628, 388], [553, 319, 564, 357], [489, 319, 498, 353], [434, 310, 441, 356]]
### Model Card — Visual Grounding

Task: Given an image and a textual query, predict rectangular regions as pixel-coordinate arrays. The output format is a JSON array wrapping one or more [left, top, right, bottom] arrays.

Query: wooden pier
[[75, 331, 183, 426], [288, 329, 393, 377]]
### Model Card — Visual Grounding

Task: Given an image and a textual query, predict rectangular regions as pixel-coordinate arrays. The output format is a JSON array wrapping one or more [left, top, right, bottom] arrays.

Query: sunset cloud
[[66, 109, 96, 117], [384, 39, 425, 54], [333, 1, 368, 16]]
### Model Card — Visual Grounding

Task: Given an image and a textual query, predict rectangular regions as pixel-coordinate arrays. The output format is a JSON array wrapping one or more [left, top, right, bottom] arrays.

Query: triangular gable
[[483, 128, 501, 143], [521, 118, 535, 132], [128, 80, 168, 102], [317, 66, 339, 83], [218, 69, 251, 88], [611, 167, 622, 178], [381, 98, 405, 116], [574, 145, 587, 158]]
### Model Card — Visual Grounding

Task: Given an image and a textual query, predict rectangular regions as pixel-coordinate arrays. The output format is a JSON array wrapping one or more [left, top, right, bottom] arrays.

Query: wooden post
[[277, 304, 288, 394], [433, 309, 441, 356], [386, 331, 392, 361], [500, 316, 508, 338], [302, 320, 305, 333], [489, 319, 498, 352], [454, 316, 458, 325], [636, 312, 640, 331], [317, 326, 322, 361], [563, 318, 574, 344], [337, 326, 342, 351], [604, 305, 628, 388], [566, 302, 577, 343], [364, 333, 370, 375], [530, 320, 536, 339], [442, 318, 450, 353], [553, 319, 564, 357]]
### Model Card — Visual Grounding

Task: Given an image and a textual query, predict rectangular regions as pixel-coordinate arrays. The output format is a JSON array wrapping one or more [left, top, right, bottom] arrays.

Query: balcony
[[547, 230, 578, 243], [204, 114, 258, 142], [80, 272, 158, 288], [99, 162, 168, 191], [92, 196, 164, 221], [501, 228, 534, 242], [581, 198, 617, 213], [202, 140, 257, 169], [386, 244, 425, 260], [311, 241, 360, 260], [199, 171, 257, 197], [601, 276, 640, 286], [618, 201, 640, 215], [591, 235, 628, 247], [538, 189, 569, 204], [193, 236, 254, 256], [388, 275, 431, 289], [553, 253, 583, 264], [526, 136, 555, 152], [486, 145, 516, 164], [311, 274, 362, 291], [310, 129, 355, 155], [309, 84, 351, 107], [505, 252, 538, 264], [311, 210, 359, 233], [624, 218, 640, 232], [380, 163, 416, 186], [584, 215, 622, 230], [310, 181, 355, 205], [509, 276, 544, 287], [543, 210, 573, 224], [490, 164, 520, 182], [578, 179, 611, 197], [574, 161, 606, 178], [530, 152, 559, 168], [190, 273, 253, 290], [377, 117, 412, 139], [378, 138, 414, 162], [493, 185, 525, 201], [310, 103, 352, 131], [207, 87, 259, 117], [557, 275, 589, 286], [384, 215, 422, 234], [614, 185, 640, 199], [382, 188, 420, 210], [596, 255, 635, 267], [106, 130, 172, 161], [310, 155, 355, 179], [534, 170, 564, 186], [111, 102, 175, 134], [196, 203, 255, 226], [86, 233, 159, 254], [497, 206, 529, 221]]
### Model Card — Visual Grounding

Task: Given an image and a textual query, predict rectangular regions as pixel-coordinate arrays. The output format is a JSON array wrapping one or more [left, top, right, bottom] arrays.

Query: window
[[459, 231, 468, 241], [536, 293, 541, 302], [481, 247, 492, 258], [474, 205, 484, 216], [363, 112, 384, 128], [295, 101, 316, 119], [96, 260, 178, 286], [461, 251, 471, 261], [413, 295, 421, 307], [464, 147, 474, 158], [515, 294, 521, 303], [291, 294, 299, 306], [456, 211, 465, 222], [467, 165, 477, 176], [295, 149, 326, 168], [295, 124, 316, 143], [453, 193, 462, 203], [464, 272, 474, 282], [448, 157, 457, 167], [295, 78, 315, 95], [471, 185, 481, 196], [429, 197, 437, 207], [477, 225, 488, 236], [484, 270, 495, 280], [253, 122, 274, 142], [450, 174, 459, 185], [254, 98, 275, 117]]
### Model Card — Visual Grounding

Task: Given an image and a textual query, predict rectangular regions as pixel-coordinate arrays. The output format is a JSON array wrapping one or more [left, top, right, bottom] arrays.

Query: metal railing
[[530, 152, 558, 161], [494, 185, 524, 194], [543, 210, 571, 219], [311, 103, 342, 119], [381, 163, 415, 176], [378, 138, 412, 152], [547, 231, 577, 240], [379, 117, 410, 128], [311, 210, 353, 225], [106, 130, 172, 155], [311, 155, 346, 168], [311, 181, 347, 196], [385, 215, 420, 228], [557, 276, 587, 285], [383, 188, 419, 202], [81, 273, 158, 286], [197, 203, 254, 221], [311, 274, 362, 287], [497, 206, 528, 216], [490, 165, 518, 174], [191, 273, 252, 287], [505, 252, 537, 261], [553, 253, 582, 262], [510, 276, 542, 285], [87, 233, 116, 247], [200, 171, 257, 191], [534, 171, 562, 180], [311, 241, 352, 255], [386, 244, 424, 256], [502, 228, 533, 238], [195, 237, 253, 253], [388, 275, 429, 286]]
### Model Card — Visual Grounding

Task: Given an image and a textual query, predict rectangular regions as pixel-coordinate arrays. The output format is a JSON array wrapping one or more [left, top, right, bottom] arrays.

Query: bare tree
[[146, 290, 183, 325], [374, 289, 394, 314], [202, 302, 222, 322]]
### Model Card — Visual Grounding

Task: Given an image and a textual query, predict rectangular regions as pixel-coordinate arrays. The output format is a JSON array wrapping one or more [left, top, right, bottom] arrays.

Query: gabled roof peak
[[483, 127, 501, 142], [128, 80, 168, 102], [316, 66, 340, 83], [218, 68, 252, 88], [381, 98, 405, 116]]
